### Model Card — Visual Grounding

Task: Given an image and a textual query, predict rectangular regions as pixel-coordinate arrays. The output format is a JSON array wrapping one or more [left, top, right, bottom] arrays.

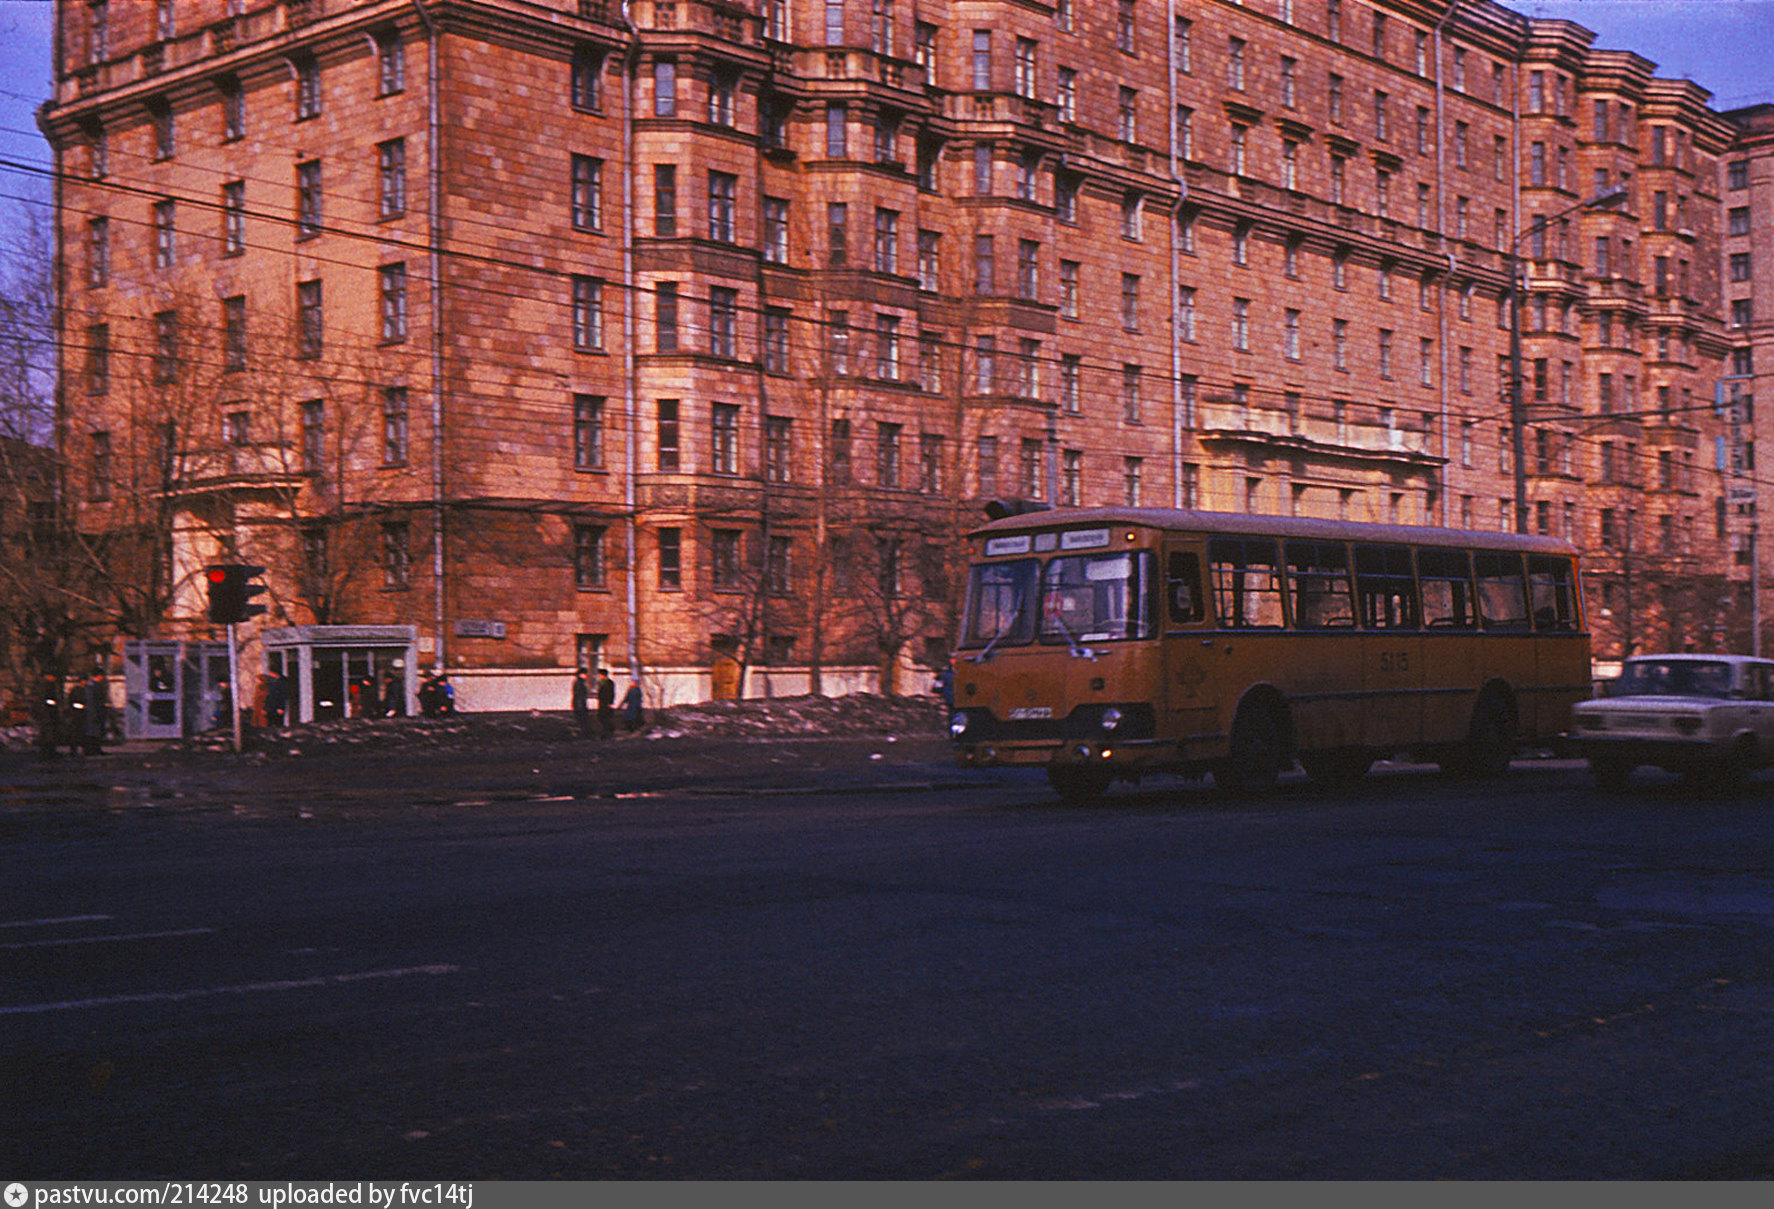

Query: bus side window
[[1209, 538, 1285, 628], [1284, 540, 1356, 628], [1418, 548, 1475, 628], [1166, 551, 1205, 624], [1474, 552, 1530, 630], [1354, 545, 1419, 629], [1527, 555, 1578, 631]]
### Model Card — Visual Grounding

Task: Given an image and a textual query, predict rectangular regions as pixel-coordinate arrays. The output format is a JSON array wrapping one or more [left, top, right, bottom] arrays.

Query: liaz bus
[[948, 505, 1590, 801]]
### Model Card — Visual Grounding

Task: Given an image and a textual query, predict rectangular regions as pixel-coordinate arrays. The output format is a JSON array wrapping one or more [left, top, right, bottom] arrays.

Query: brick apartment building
[[1721, 103, 1774, 649], [39, 0, 1753, 706]]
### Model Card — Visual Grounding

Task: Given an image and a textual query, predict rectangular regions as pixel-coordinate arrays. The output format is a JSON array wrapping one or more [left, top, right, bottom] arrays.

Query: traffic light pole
[[227, 622, 242, 754]]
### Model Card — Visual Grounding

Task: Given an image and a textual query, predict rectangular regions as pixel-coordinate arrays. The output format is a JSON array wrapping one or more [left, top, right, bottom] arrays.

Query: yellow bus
[[949, 506, 1590, 800]]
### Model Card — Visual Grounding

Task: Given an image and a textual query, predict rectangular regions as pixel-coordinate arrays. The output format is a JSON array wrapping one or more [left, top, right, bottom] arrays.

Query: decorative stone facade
[[41, 0, 1752, 699]]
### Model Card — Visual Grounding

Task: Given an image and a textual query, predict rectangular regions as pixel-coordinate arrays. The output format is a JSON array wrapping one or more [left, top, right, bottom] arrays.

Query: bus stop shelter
[[260, 625, 418, 724]]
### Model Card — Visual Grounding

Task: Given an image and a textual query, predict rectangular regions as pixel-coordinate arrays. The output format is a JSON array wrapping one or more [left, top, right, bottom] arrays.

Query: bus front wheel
[[1219, 703, 1285, 796], [1048, 765, 1112, 805]]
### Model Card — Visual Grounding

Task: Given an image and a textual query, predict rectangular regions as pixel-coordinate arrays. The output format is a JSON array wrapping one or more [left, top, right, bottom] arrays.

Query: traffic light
[[206, 564, 268, 624]]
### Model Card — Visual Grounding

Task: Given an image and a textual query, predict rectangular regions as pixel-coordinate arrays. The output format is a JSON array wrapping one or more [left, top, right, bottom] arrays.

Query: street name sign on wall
[[453, 619, 507, 639]]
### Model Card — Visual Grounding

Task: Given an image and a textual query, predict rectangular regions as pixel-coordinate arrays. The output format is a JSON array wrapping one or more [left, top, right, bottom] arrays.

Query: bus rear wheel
[[1219, 703, 1285, 796], [1048, 765, 1112, 805], [1453, 692, 1516, 779]]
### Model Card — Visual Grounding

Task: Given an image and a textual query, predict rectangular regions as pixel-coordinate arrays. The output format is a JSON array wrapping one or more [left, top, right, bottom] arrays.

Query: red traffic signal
[[206, 563, 268, 624]]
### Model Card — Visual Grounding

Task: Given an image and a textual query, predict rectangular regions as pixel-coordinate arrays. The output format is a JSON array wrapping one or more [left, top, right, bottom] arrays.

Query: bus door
[[1528, 554, 1585, 736], [1354, 545, 1425, 749], [1161, 543, 1215, 738], [1475, 551, 1534, 724], [1282, 541, 1364, 749], [1207, 538, 1288, 743], [1417, 548, 1480, 745]]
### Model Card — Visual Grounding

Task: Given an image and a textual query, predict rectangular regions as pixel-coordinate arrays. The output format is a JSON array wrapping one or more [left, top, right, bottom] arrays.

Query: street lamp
[[1509, 184, 1630, 534]]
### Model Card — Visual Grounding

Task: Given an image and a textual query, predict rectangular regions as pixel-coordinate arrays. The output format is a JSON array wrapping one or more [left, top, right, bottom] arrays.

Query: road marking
[[0, 963, 460, 1015], [0, 927, 216, 951], [0, 914, 113, 929]]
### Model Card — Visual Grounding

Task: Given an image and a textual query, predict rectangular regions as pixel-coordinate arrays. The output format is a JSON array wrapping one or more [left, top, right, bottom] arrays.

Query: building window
[[656, 399, 681, 471], [219, 76, 245, 141], [300, 400, 325, 474], [877, 422, 902, 488], [763, 197, 789, 264], [297, 279, 323, 358], [152, 309, 178, 384], [375, 28, 405, 95], [977, 435, 999, 498], [765, 416, 792, 483], [920, 433, 944, 494], [710, 403, 740, 475], [1122, 191, 1143, 240], [86, 324, 109, 394], [919, 331, 942, 393], [1014, 36, 1036, 98], [828, 202, 849, 267], [1378, 329, 1394, 379], [1118, 87, 1138, 142], [572, 155, 603, 231], [652, 281, 679, 352], [86, 216, 108, 288], [1122, 364, 1142, 421], [1061, 354, 1081, 413], [912, 21, 936, 81], [657, 527, 682, 590], [918, 230, 940, 291], [1060, 259, 1079, 319], [876, 314, 902, 380], [763, 307, 790, 374], [153, 197, 176, 268], [381, 523, 410, 589], [975, 335, 995, 393], [707, 171, 736, 242], [1729, 160, 1750, 191], [766, 537, 792, 597], [654, 59, 676, 117], [830, 311, 851, 375], [1057, 67, 1076, 122], [1017, 239, 1039, 301], [826, 102, 848, 157], [571, 393, 605, 471], [654, 164, 676, 236], [1123, 457, 1143, 507], [377, 138, 406, 218], [825, 0, 844, 45], [709, 287, 738, 358], [1229, 124, 1247, 176], [88, 431, 111, 502], [573, 525, 606, 589], [295, 159, 322, 239], [831, 418, 853, 484], [1122, 273, 1140, 331], [378, 263, 408, 342], [295, 53, 320, 120], [1021, 438, 1044, 498], [1232, 297, 1250, 352], [148, 97, 174, 160], [1732, 299, 1754, 329], [873, 207, 899, 274], [708, 69, 735, 126], [222, 294, 246, 371], [219, 181, 244, 255], [572, 276, 604, 350], [383, 386, 409, 466], [1284, 309, 1301, 360], [572, 45, 603, 110], [974, 234, 995, 294], [1116, 0, 1136, 53]]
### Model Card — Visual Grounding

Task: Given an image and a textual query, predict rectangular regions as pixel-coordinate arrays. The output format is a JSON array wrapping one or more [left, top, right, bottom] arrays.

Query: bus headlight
[[1100, 707, 1124, 733], [949, 711, 971, 740]]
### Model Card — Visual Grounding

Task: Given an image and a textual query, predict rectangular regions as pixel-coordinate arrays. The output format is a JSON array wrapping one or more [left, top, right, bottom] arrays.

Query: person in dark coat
[[79, 673, 109, 754], [32, 672, 61, 760], [621, 680, 644, 732], [571, 669, 592, 736], [596, 668, 616, 738], [264, 669, 288, 728]]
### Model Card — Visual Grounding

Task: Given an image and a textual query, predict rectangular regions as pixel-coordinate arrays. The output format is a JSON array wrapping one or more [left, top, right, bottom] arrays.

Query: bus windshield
[[959, 559, 1038, 650], [1040, 551, 1156, 643]]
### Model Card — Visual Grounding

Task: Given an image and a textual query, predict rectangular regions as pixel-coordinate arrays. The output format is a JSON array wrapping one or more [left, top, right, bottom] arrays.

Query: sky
[[0, 0, 1769, 223]]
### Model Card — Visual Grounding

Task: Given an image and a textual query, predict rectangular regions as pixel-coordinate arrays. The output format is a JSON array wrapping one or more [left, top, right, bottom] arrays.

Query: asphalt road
[[6, 744, 1774, 1178]]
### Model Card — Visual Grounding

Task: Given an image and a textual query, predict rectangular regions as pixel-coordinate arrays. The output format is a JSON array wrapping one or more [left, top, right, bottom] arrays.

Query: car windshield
[[1612, 660, 1736, 699]]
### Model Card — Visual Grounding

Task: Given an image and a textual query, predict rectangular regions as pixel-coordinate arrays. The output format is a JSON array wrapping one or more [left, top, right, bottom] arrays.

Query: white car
[[1570, 654, 1774, 789]]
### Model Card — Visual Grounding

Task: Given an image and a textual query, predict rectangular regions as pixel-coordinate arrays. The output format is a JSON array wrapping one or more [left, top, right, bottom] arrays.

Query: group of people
[[418, 671, 456, 717], [33, 670, 113, 758], [572, 667, 644, 738]]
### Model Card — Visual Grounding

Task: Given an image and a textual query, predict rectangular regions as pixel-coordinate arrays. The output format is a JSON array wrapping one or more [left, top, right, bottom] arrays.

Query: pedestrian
[[571, 668, 592, 736], [32, 672, 61, 760], [621, 680, 644, 733], [596, 667, 616, 738], [436, 673, 455, 715], [381, 668, 405, 717], [79, 673, 109, 754], [932, 664, 954, 709], [214, 679, 232, 732], [264, 668, 288, 729]]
